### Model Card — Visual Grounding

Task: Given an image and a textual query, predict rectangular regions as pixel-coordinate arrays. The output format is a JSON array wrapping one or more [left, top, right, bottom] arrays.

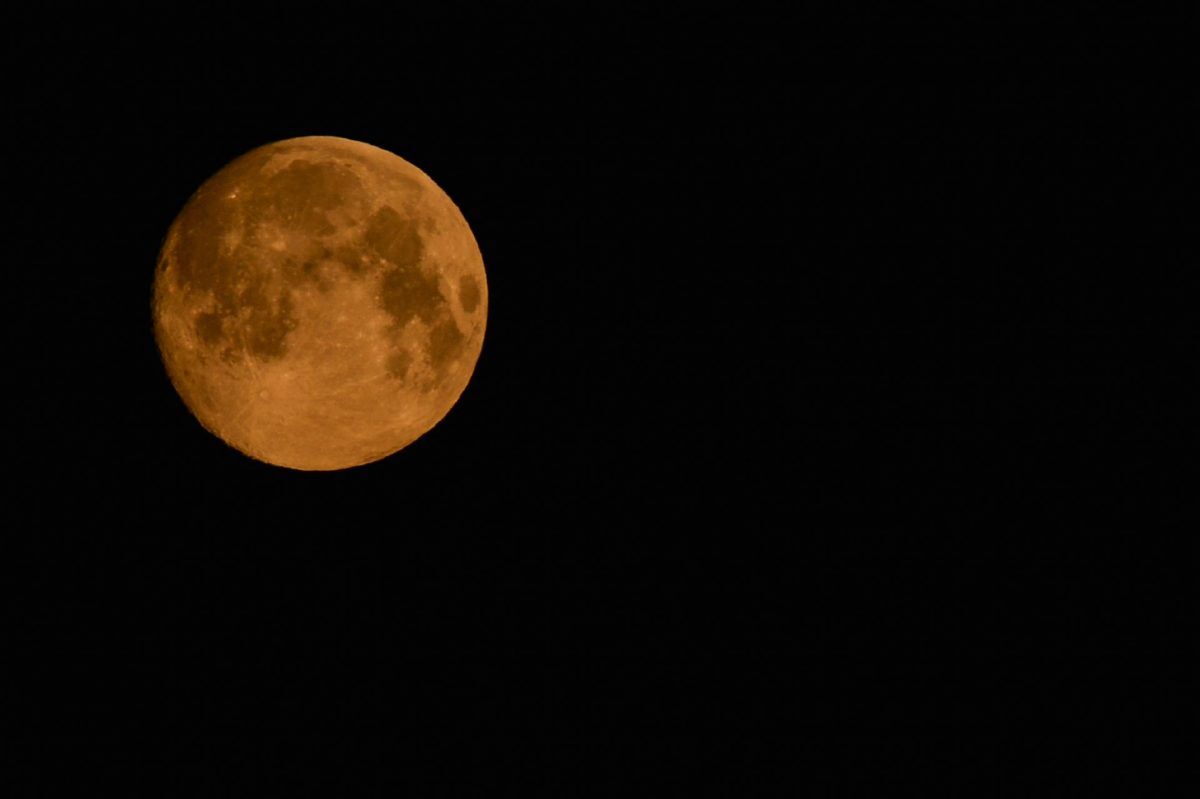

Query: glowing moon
[[152, 136, 487, 470]]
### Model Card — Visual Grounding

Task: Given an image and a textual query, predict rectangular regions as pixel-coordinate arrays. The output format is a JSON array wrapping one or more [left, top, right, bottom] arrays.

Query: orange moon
[[152, 136, 487, 470]]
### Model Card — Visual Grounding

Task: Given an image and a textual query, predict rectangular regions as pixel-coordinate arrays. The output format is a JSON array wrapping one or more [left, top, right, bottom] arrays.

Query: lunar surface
[[152, 136, 487, 470]]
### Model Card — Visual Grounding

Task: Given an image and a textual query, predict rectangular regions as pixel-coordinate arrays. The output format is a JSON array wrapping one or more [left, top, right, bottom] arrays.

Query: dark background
[[10, 7, 1188, 788]]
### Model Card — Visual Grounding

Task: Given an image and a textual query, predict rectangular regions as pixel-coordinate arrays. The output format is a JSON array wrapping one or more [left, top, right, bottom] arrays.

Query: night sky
[[11, 8, 1186, 789]]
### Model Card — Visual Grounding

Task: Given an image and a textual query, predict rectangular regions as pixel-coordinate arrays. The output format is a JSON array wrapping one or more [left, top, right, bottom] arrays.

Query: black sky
[[10, 8, 1188, 788]]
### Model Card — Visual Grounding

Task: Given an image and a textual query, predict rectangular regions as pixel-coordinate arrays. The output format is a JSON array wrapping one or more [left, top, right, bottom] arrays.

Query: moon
[[152, 136, 487, 470]]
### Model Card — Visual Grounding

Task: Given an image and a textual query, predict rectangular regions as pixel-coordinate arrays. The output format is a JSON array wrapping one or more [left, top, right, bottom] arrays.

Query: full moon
[[152, 136, 487, 470]]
